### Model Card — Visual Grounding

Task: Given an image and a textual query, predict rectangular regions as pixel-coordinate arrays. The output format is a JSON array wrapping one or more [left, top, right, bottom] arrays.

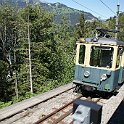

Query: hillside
[[41, 2, 96, 25], [0, 0, 96, 25]]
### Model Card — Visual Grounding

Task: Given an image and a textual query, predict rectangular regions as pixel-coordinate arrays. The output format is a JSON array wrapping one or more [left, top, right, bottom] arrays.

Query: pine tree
[[76, 13, 85, 38]]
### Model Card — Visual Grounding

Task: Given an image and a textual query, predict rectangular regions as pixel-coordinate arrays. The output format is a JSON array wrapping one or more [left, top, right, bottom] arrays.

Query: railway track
[[34, 95, 82, 124], [34, 95, 102, 124], [1, 83, 124, 124], [0, 82, 103, 124], [0, 83, 77, 124], [0, 83, 74, 122]]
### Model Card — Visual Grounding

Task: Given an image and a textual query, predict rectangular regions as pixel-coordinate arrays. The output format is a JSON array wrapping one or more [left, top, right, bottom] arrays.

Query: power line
[[99, 0, 116, 15], [71, 0, 107, 18]]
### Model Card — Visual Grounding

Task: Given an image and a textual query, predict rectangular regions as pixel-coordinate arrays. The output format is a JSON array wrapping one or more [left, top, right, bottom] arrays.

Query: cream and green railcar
[[73, 37, 124, 92]]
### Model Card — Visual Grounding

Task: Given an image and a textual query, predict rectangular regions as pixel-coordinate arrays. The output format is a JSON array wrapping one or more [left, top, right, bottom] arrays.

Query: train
[[73, 28, 124, 93]]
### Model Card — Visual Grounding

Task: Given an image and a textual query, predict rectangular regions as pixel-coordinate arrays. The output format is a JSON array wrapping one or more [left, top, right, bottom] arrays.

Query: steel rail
[[51, 97, 101, 124], [0, 83, 75, 121], [51, 109, 72, 124], [34, 95, 82, 124]]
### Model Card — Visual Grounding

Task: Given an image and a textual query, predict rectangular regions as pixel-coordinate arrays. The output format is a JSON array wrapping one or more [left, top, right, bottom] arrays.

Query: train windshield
[[79, 45, 85, 64], [90, 46, 114, 68]]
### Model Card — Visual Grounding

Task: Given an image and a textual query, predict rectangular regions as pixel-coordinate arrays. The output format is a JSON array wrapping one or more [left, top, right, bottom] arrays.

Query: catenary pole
[[115, 0, 120, 39]]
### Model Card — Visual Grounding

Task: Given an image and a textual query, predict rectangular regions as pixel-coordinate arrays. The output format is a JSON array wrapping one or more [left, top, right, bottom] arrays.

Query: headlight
[[84, 71, 90, 77], [101, 74, 107, 81]]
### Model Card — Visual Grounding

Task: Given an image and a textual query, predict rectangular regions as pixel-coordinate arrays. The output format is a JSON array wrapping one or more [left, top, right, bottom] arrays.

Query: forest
[[0, 3, 124, 108]]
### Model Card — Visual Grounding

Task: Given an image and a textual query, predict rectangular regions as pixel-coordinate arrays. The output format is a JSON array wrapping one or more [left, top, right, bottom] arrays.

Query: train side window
[[116, 47, 123, 68], [116, 55, 120, 68], [79, 45, 85, 64]]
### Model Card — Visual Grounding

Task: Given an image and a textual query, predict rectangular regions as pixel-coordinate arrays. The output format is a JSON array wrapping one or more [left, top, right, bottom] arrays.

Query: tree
[[107, 13, 124, 41], [75, 13, 85, 38], [0, 4, 77, 106], [118, 13, 124, 41], [54, 16, 75, 84], [0, 5, 19, 101], [18, 5, 65, 95]]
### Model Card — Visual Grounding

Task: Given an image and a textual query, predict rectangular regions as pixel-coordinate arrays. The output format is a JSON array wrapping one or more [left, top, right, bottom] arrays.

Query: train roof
[[84, 37, 124, 46]]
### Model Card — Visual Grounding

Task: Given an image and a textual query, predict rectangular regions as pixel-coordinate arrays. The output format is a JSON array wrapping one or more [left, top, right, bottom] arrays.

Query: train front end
[[73, 37, 124, 92]]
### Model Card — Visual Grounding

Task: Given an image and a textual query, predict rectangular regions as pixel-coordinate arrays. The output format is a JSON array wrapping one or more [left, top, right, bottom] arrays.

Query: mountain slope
[[0, 0, 41, 7], [0, 0, 96, 25], [41, 2, 96, 25]]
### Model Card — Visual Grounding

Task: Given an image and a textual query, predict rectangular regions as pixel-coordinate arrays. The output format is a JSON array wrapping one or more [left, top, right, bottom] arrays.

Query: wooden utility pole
[[14, 35, 19, 100], [26, 0, 33, 93]]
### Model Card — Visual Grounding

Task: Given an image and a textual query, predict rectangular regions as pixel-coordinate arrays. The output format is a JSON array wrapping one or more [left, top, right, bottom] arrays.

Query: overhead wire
[[99, 0, 116, 15], [71, 0, 107, 18]]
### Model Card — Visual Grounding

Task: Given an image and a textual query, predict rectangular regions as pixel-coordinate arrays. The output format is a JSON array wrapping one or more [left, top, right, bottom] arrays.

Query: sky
[[40, 0, 124, 20]]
